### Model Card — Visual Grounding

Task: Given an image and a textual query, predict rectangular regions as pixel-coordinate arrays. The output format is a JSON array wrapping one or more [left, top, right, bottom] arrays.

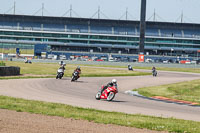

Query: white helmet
[[62, 63, 66, 66], [112, 79, 117, 84]]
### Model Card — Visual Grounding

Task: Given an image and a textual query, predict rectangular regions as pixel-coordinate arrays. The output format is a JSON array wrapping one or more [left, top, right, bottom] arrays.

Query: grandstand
[[0, 14, 200, 61]]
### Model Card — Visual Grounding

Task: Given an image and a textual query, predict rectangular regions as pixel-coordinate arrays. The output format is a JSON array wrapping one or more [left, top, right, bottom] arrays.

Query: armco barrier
[[0, 66, 20, 76]]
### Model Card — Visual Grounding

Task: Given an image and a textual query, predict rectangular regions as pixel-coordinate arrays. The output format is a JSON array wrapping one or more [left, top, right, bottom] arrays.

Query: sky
[[1, 0, 200, 24]]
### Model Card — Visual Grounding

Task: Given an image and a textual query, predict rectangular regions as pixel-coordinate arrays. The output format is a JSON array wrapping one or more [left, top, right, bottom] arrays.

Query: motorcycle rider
[[59, 61, 64, 66], [152, 66, 156, 72], [73, 66, 81, 79], [152, 66, 157, 76], [59, 61, 66, 71], [57, 61, 66, 77], [101, 79, 118, 94], [128, 64, 133, 70]]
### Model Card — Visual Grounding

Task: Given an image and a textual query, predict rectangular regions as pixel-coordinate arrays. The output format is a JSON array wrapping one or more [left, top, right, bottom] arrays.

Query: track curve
[[0, 69, 200, 121]]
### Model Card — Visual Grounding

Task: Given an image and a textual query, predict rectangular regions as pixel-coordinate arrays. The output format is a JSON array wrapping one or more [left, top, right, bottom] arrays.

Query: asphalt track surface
[[0, 69, 200, 122]]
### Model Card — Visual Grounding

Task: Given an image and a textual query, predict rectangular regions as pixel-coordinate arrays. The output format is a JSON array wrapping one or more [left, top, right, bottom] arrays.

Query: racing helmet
[[59, 61, 63, 65], [112, 79, 117, 84], [77, 66, 80, 69], [62, 62, 66, 66]]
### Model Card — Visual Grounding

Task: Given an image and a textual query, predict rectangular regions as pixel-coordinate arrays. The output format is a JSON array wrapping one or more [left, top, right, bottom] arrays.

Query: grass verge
[[0, 75, 54, 80], [0, 95, 200, 133], [1, 61, 150, 79], [69, 63, 200, 73], [134, 79, 200, 104], [0, 61, 6, 66]]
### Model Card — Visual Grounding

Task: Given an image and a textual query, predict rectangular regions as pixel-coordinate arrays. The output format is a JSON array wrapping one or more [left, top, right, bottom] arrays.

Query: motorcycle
[[71, 71, 79, 82], [24, 59, 32, 64], [128, 65, 133, 71], [56, 68, 64, 79], [152, 70, 157, 77], [95, 85, 118, 101]]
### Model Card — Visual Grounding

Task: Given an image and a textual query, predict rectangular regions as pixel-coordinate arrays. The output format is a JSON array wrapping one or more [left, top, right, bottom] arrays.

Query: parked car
[[145, 58, 153, 63], [96, 59, 104, 61], [163, 60, 169, 64], [60, 55, 66, 60], [47, 54, 54, 59]]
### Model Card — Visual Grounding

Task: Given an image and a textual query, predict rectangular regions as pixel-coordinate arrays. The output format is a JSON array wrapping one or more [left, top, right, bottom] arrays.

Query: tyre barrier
[[0, 66, 20, 76]]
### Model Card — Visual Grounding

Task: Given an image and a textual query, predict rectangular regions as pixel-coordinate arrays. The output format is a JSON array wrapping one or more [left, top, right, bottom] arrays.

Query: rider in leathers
[[101, 79, 118, 94], [152, 66, 156, 72], [73, 66, 81, 79], [58, 62, 66, 77]]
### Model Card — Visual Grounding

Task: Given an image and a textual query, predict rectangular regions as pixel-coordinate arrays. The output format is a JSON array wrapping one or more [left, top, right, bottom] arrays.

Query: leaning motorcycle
[[24, 59, 32, 64], [56, 68, 64, 79], [95, 85, 118, 101], [71, 71, 79, 82], [128, 66, 133, 71]]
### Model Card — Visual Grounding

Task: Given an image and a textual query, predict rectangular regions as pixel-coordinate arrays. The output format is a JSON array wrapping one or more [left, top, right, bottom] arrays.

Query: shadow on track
[[111, 100, 127, 103], [58, 78, 86, 83], [98, 99, 127, 103], [71, 80, 86, 83]]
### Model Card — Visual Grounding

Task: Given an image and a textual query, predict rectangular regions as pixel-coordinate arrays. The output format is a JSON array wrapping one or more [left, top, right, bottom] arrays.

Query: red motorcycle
[[95, 85, 118, 101]]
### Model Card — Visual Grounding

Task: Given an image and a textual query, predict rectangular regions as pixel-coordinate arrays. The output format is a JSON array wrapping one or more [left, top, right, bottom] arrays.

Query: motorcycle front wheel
[[107, 92, 115, 101], [95, 92, 101, 100], [71, 76, 75, 82]]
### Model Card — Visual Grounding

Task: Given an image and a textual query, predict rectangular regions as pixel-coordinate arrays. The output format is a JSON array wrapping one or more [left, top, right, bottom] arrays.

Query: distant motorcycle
[[56, 67, 64, 79], [95, 85, 118, 101], [24, 59, 32, 64], [152, 70, 157, 77], [128, 65, 133, 71], [71, 71, 79, 82]]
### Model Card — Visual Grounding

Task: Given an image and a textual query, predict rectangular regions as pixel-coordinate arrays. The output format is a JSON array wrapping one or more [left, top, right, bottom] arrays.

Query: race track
[[0, 69, 200, 121]]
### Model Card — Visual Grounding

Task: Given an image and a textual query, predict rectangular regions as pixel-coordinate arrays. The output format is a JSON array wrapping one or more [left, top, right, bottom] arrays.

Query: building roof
[[1, 14, 200, 30]]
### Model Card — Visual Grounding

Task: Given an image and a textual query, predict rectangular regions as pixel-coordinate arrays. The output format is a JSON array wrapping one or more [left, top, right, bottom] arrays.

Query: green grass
[[2, 61, 200, 132], [0, 76, 54, 80], [132, 66, 200, 73], [0, 61, 6, 66], [3, 61, 150, 79], [0, 95, 200, 133], [5, 60, 200, 74], [135, 79, 200, 104], [154, 67, 200, 73], [72, 64, 200, 74]]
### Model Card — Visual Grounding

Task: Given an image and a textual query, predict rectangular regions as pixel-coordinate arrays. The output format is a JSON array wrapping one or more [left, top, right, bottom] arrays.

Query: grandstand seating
[[90, 26, 112, 34], [159, 29, 182, 38], [183, 30, 200, 38], [67, 24, 88, 33], [146, 28, 159, 36], [0, 21, 18, 30], [114, 27, 136, 35], [1, 14, 200, 59], [0, 16, 200, 40]]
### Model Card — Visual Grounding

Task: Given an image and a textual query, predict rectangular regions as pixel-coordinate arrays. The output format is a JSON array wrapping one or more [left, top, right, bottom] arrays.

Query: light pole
[[139, 0, 146, 54], [138, 0, 146, 62]]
